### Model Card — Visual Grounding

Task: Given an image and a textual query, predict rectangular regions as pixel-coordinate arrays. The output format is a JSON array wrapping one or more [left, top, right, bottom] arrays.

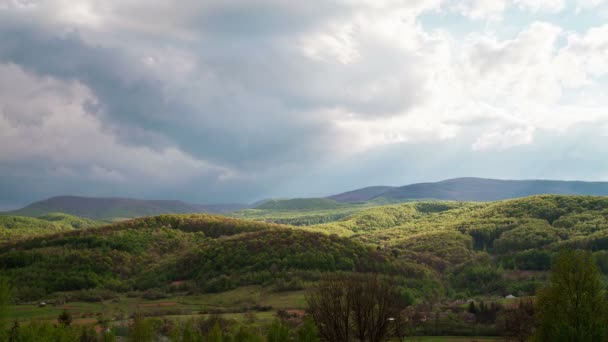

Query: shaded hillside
[[0, 214, 415, 301], [5, 196, 246, 221], [231, 207, 359, 226], [5, 195, 608, 303], [329, 177, 608, 202], [254, 198, 344, 210], [327, 186, 396, 202]]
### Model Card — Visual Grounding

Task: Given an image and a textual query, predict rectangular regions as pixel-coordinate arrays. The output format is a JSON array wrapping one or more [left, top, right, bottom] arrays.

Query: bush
[[451, 265, 504, 295], [69, 289, 118, 302], [141, 289, 168, 300]]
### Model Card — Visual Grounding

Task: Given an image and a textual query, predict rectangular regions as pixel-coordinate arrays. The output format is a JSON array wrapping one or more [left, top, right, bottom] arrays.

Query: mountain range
[[3, 196, 246, 221], [327, 177, 608, 203], [4, 177, 608, 220]]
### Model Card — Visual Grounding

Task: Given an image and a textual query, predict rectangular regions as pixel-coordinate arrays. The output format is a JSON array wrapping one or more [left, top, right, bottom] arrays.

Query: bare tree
[[306, 274, 400, 342], [500, 300, 535, 342], [306, 275, 352, 342], [393, 307, 423, 342]]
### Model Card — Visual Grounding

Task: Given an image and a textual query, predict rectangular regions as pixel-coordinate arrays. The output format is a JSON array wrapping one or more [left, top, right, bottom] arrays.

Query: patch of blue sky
[[419, 1, 607, 41]]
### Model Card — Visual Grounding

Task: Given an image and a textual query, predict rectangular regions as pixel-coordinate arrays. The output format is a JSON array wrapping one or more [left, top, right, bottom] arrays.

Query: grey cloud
[[0, 14, 340, 170], [0, 1, 425, 173], [275, 122, 608, 198], [1, 1, 607, 207]]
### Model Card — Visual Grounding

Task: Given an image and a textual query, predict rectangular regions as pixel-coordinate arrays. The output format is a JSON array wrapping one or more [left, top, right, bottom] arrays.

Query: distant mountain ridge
[[328, 177, 608, 202], [254, 198, 344, 210], [327, 186, 396, 202], [6, 178, 608, 221], [4, 196, 247, 221]]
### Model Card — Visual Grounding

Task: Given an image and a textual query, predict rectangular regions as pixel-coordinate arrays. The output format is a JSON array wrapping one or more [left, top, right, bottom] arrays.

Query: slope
[[253, 198, 344, 210], [327, 186, 396, 202], [5, 196, 246, 221], [0, 213, 100, 241], [0, 214, 417, 301], [329, 177, 608, 202], [4, 195, 608, 304]]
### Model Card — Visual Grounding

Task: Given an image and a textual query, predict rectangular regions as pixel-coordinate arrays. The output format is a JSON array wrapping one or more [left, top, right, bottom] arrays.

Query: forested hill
[[327, 186, 396, 202], [0, 214, 400, 301], [5, 195, 608, 304], [328, 177, 608, 202], [3, 196, 247, 221], [0, 213, 100, 241], [254, 198, 345, 210]]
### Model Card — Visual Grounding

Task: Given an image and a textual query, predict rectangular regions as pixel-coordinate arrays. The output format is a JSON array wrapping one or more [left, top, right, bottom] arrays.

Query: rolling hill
[[0, 214, 401, 301], [328, 177, 608, 202], [4, 196, 247, 221], [0, 213, 100, 241], [4, 195, 608, 304], [4, 194, 608, 339], [326, 186, 396, 202], [253, 198, 344, 210]]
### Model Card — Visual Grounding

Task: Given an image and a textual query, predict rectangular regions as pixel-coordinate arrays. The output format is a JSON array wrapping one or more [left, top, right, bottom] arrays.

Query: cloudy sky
[[1, 0, 608, 208]]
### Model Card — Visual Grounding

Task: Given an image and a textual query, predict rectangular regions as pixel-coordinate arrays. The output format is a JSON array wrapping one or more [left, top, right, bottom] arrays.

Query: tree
[[350, 274, 396, 342], [233, 326, 264, 342], [392, 307, 422, 342], [306, 274, 400, 342], [0, 275, 12, 334], [467, 301, 477, 314], [534, 250, 608, 342], [296, 317, 319, 342], [0, 276, 11, 342], [78, 326, 98, 342], [8, 321, 19, 342], [500, 300, 535, 342], [129, 312, 154, 342], [58, 309, 73, 327], [267, 319, 290, 342], [306, 275, 352, 342], [206, 323, 224, 342]]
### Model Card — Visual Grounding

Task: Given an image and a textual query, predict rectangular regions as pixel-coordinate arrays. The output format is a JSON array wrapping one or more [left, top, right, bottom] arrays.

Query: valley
[[2, 194, 608, 340]]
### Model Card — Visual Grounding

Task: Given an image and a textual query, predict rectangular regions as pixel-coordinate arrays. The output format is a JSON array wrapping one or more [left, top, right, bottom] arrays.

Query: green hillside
[[2, 195, 608, 340], [230, 206, 360, 226], [6, 196, 246, 221], [0, 214, 424, 302], [3, 195, 608, 305], [0, 213, 100, 242], [253, 198, 344, 210]]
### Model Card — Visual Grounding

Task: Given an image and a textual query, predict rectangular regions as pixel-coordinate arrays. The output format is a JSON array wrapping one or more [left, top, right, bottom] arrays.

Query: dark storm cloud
[[0, 2, 425, 174], [190, 2, 348, 36], [0, 13, 342, 170]]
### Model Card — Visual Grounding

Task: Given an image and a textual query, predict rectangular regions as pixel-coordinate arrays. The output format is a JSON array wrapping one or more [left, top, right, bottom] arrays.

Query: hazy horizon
[[4, 176, 608, 210], [2, 0, 608, 208]]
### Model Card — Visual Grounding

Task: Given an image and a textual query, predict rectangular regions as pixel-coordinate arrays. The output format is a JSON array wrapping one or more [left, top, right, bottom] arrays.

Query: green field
[[9, 286, 304, 322]]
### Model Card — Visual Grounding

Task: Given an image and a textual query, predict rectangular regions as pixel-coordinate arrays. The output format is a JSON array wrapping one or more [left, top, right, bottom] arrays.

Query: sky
[[1, 0, 608, 208]]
